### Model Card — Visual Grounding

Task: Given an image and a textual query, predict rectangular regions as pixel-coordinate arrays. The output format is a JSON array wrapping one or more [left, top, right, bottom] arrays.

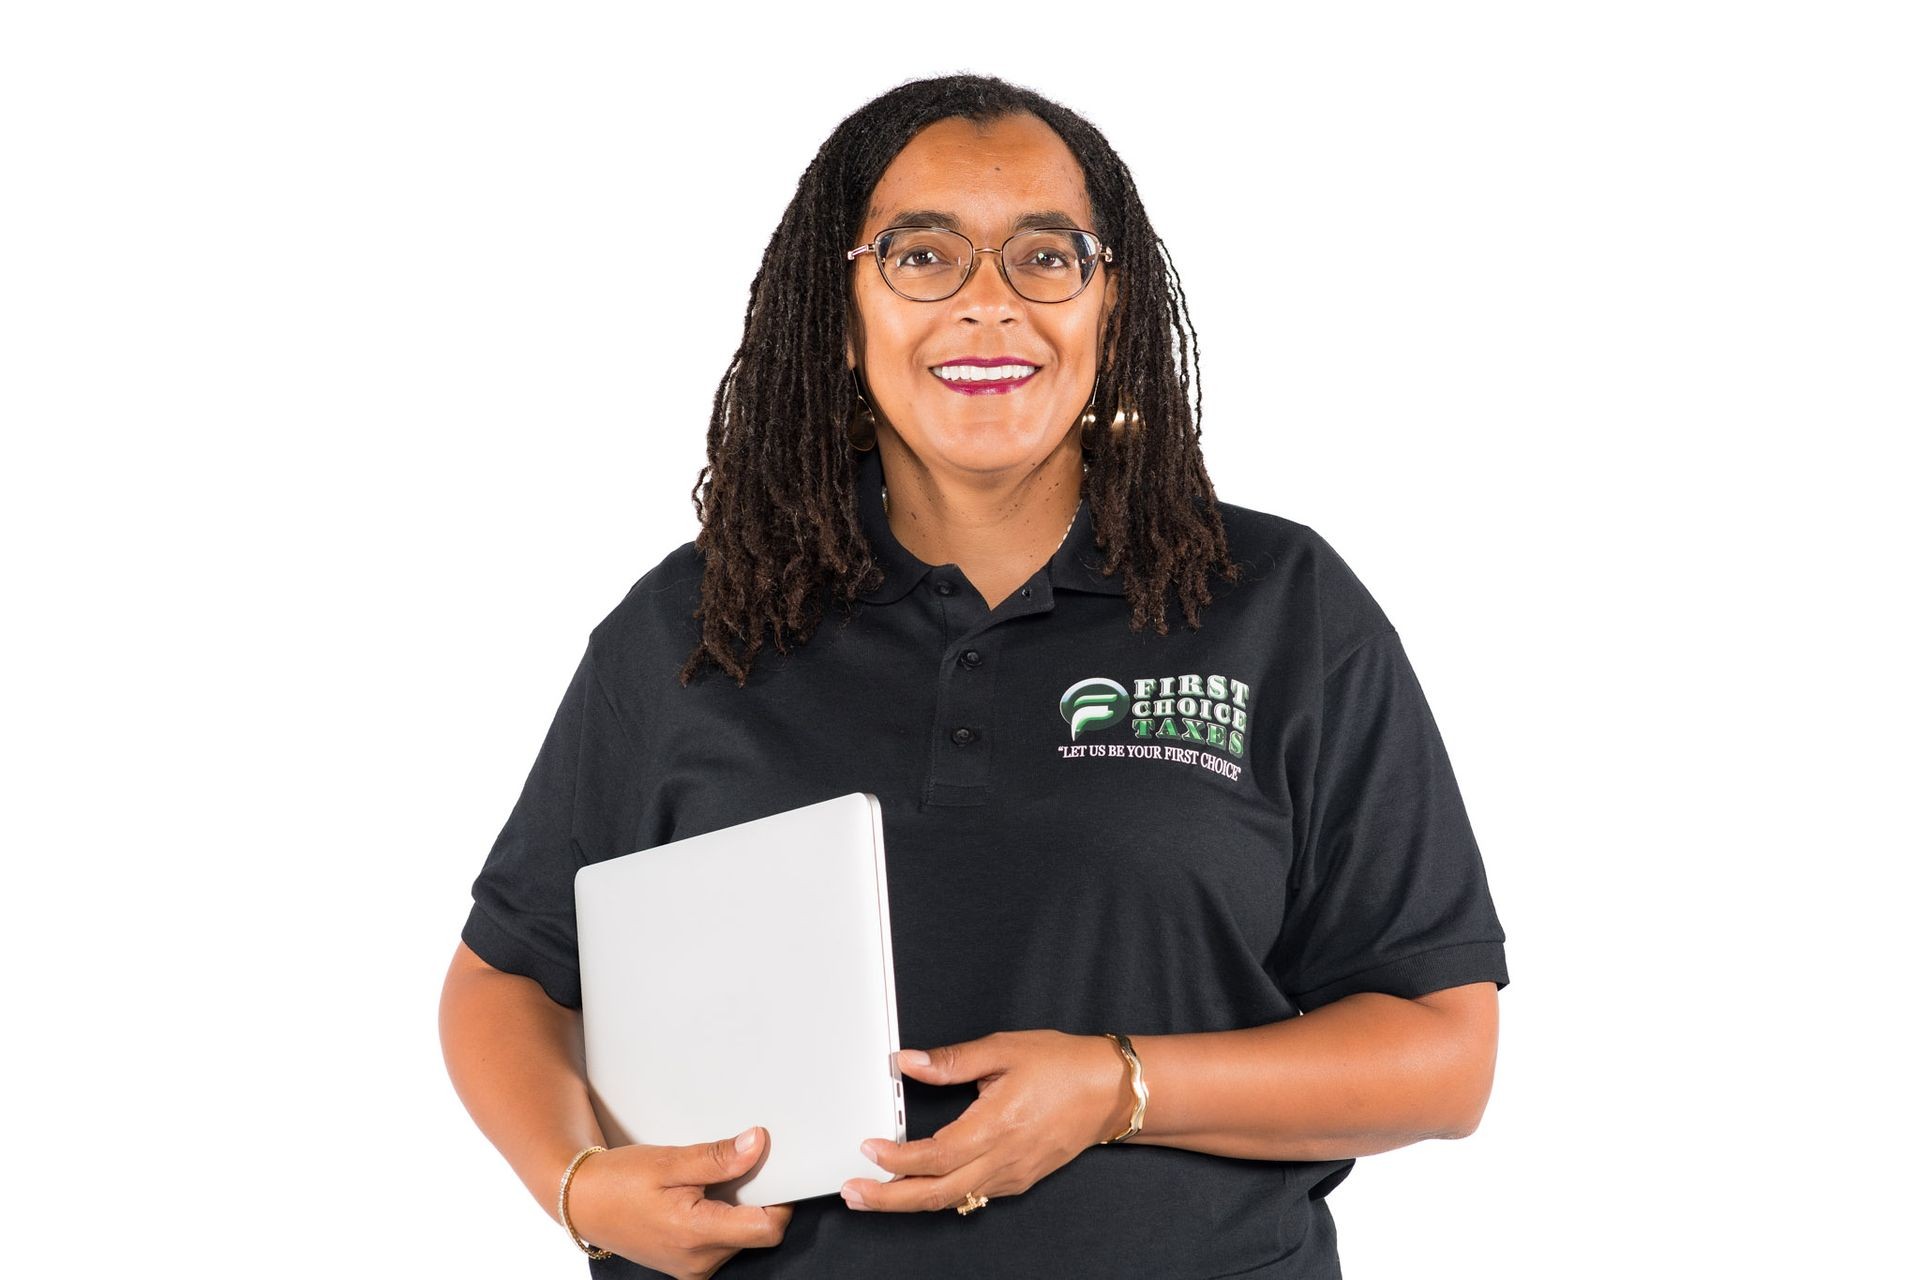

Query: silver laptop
[[575, 791, 904, 1207]]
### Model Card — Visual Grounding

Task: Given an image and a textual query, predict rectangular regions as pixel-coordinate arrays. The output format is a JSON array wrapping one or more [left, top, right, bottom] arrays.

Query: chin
[[914, 425, 1064, 474]]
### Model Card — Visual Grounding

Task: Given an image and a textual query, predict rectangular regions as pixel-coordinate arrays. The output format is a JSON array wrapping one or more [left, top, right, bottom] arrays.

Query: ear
[[1099, 269, 1124, 371]]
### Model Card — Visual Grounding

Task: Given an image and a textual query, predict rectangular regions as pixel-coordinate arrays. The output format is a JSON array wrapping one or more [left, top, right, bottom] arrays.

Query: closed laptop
[[575, 791, 904, 1206]]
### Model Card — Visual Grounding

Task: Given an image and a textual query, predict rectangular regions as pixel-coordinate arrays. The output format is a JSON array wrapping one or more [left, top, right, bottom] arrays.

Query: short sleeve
[[461, 643, 643, 1010], [1269, 628, 1509, 1014]]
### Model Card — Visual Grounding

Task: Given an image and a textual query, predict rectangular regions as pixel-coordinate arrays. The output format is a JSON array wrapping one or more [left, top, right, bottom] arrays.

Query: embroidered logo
[[1058, 678, 1129, 740], [1054, 672, 1253, 781]]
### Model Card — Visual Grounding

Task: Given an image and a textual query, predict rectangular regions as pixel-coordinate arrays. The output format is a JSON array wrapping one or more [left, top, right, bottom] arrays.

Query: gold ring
[[955, 1191, 990, 1216]]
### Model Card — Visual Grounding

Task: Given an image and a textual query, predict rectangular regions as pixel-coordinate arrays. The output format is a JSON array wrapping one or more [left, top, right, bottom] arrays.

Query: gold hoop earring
[[847, 372, 877, 452], [848, 400, 877, 452], [1077, 374, 1101, 448]]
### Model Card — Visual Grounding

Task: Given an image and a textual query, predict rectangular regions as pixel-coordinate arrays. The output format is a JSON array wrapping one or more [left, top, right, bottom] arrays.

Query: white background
[[5, 2, 1914, 1276]]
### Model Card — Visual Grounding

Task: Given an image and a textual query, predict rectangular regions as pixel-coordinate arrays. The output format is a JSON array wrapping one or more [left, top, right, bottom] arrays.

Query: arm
[[438, 940, 607, 1223], [1091, 981, 1500, 1163], [845, 982, 1501, 1211]]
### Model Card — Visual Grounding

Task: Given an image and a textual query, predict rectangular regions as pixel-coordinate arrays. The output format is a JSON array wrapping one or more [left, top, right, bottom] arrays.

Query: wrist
[[534, 1141, 591, 1227], [1097, 1032, 1148, 1144], [1086, 1033, 1146, 1145], [557, 1146, 615, 1260]]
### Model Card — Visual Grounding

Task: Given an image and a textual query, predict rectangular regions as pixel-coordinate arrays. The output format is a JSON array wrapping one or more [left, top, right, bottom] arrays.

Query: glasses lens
[[877, 227, 972, 301], [1004, 229, 1100, 303]]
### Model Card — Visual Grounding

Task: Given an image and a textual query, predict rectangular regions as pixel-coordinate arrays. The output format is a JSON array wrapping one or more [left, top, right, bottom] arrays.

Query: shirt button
[[959, 649, 983, 669], [1019, 586, 1033, 599], [949, 726, 978, 745], [933, 579, 955, 597]]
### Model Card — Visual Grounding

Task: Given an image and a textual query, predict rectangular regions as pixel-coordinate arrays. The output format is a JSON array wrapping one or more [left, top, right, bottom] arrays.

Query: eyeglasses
[[846, 225, 1112, 304]]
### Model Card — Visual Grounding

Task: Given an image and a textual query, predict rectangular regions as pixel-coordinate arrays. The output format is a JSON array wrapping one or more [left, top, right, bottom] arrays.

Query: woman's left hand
[[840, 1029, 1127, 1213]]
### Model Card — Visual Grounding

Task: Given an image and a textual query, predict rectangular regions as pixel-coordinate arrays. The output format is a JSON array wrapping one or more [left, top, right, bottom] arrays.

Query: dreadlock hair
[[678, 73, 1240, 688]]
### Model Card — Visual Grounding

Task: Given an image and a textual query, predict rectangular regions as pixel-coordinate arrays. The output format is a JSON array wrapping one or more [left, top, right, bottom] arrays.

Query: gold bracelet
[[559, 1145, 614, 1259], [1096, 1032, 1149, 1144]]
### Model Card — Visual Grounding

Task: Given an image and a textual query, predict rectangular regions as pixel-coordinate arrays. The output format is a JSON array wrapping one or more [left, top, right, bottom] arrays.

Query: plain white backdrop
[[4, 2, 1914, 1275]]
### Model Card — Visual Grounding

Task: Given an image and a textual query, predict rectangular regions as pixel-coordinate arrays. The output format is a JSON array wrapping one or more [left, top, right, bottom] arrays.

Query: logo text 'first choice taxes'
[[1059, 673, 1250, 758]]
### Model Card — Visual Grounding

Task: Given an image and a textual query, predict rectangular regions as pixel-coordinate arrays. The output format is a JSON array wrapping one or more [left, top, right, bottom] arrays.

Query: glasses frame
[[846, 225, 1114, 304]]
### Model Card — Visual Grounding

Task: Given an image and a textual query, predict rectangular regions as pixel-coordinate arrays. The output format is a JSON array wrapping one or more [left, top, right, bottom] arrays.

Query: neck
[[874, 433, 1085, 610]]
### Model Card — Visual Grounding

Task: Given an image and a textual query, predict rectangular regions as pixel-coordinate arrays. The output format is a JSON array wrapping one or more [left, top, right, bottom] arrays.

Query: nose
[[952, 248, 1023, 315]]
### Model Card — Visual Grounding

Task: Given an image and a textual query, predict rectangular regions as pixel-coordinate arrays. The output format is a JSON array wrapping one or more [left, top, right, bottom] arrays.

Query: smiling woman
[[443, 72, 1509, 1280], [674, 77, 1237, 684], [840, 113, 1120, 610]]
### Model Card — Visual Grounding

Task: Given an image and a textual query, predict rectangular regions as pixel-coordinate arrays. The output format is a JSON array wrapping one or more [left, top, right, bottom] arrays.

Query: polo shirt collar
[[854, 447, 931, 604], [854, 447, 1125, 604], [1048, 485, 1128, 597]]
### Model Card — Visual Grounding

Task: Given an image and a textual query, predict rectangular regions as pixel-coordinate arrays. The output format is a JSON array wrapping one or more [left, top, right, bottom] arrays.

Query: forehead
[[862, 113, 1093, 239]]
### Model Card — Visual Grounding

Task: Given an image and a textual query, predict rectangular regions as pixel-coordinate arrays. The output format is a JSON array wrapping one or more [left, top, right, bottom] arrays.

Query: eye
[[885, 234, 962, 272], [1011, 231, 1081, 273]]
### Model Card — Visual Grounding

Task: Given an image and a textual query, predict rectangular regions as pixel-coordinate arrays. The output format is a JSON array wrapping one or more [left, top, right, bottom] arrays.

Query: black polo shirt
[[461, 446, 1510, 1279]]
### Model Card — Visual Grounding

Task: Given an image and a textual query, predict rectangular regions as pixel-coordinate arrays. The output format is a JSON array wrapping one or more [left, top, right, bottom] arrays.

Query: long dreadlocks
[[678, 74, 1240, 687]]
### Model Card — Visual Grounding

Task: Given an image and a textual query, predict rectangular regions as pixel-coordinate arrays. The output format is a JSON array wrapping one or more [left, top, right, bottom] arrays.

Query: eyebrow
[[874, 208, 1086, 234]]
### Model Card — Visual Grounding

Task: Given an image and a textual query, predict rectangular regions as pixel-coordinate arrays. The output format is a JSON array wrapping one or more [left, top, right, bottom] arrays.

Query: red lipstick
[[929, 355, 1041, 396]]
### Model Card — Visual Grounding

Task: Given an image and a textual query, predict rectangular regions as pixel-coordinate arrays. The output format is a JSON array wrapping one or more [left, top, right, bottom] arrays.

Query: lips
[[933, 369, 1038, 395], [929, 357, 1042, 396]]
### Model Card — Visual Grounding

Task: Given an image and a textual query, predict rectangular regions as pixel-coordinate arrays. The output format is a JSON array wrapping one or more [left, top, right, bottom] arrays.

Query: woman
[[441, 74, 1508, 1279]]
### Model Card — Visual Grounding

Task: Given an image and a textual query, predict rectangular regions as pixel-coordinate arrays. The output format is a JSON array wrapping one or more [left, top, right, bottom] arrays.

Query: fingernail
[[736, 1129, 757, 1152], [841, 1183, 869, 1210], [860, 1140, 879, 1161], [898, 1050, 931, 1068]]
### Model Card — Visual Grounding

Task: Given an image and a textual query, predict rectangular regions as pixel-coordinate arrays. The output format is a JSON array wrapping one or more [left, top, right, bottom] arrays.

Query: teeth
[[932, 364, 1038, 383]]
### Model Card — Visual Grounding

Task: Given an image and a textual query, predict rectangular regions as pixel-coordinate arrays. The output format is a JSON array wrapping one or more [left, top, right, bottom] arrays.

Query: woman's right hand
[[567, 1128, 794, 1280]]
